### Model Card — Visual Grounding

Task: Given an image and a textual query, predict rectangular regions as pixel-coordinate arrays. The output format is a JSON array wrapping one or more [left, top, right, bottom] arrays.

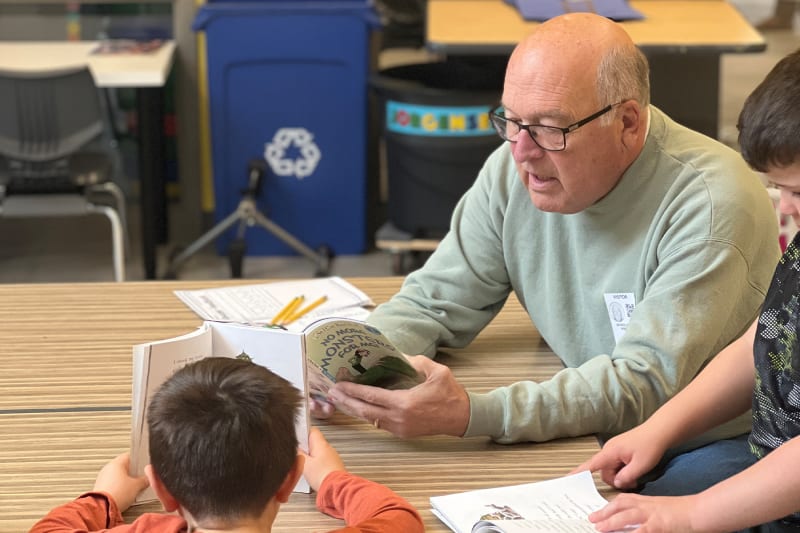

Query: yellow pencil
[[269, 295, 303, 325], [281, 295, 328, 325]]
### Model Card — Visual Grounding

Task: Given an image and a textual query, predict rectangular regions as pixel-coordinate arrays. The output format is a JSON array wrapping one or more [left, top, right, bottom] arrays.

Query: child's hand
[[573, 425, 667, 490], [589, 493, 699, 532], [301, 427, 346, 491], [92, 453, 149, 512]]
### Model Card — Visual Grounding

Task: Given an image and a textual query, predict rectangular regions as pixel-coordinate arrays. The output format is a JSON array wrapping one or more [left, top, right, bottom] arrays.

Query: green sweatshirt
[[368, 107, 780, 444]]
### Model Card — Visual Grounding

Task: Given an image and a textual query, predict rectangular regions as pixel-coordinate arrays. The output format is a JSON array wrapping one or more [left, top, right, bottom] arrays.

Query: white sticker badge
[[604, 292, 635, 343]]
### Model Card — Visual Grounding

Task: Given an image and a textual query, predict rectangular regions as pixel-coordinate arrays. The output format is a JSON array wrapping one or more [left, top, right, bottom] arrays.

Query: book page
[[472, 518, 598, 532], [303, 318, 422, 398], [173, 276, 373, 326], [130, 325, 213, 503], [130, 322, 311, 505], [430, 471, 608, 533], [208, 321, 310, 494]]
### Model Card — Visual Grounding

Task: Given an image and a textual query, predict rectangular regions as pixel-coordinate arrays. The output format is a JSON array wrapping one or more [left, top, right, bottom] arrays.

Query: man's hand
[[326, 355, 470, 438], [92, 453, 149, 512], [573, 425, 667, 490], [301, 427, 346, 491], [589, 493, 701, 533]]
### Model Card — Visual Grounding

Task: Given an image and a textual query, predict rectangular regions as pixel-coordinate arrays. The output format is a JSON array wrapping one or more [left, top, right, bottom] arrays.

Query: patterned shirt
[[750, 231, 800, 526]]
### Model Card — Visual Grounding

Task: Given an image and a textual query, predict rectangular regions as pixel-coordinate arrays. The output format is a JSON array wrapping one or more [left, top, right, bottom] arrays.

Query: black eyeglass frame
[[489, 102, 623, 151]]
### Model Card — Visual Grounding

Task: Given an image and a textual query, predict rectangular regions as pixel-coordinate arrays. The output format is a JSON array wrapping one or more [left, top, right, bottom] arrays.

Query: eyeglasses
[[489, 102, 621, 151]]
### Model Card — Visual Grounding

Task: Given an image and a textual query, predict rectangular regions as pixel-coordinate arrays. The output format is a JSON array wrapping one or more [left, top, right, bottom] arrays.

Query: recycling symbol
[[263, 127, 321, 179]]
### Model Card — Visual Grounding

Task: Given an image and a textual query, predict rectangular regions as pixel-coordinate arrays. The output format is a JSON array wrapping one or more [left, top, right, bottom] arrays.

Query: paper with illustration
[[430, 471, 617, 533]]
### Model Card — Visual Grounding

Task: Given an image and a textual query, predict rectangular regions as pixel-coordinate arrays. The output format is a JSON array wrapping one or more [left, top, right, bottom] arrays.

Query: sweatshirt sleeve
[[315, 471, 424, 533], [367, 149, 513, 358], [28, 492, 126, 533]]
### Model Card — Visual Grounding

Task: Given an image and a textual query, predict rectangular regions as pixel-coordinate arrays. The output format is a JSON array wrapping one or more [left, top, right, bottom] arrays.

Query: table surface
[[0, 278, 609, 532], [0, 40, 175, 87], [427, 0, 766, 54]]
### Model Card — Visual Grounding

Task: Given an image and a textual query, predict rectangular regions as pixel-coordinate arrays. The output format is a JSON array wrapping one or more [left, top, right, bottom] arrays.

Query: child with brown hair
[[30, 357, 423, 532]]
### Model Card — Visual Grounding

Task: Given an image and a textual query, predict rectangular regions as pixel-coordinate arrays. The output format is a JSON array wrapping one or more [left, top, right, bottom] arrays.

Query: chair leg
[[92, 205, 126, 282], [97, 182, 130, 256]]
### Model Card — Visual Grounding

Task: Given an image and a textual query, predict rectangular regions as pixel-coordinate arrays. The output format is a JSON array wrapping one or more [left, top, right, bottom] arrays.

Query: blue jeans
[[638, 433, 756, 496], [743, 521, 800, 532], [638, 434, 800, 532]]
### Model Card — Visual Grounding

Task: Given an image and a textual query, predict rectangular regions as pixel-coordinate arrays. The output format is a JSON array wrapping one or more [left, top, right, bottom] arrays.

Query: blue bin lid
[[193, 1, 381, 31]]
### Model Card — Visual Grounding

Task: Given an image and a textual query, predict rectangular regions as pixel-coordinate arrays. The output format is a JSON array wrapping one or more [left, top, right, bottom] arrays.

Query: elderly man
[[322, 13, 780, 491]]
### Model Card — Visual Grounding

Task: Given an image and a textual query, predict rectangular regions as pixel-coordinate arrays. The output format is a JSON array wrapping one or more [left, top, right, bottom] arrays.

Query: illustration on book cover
[[304, 319, 421, 399]]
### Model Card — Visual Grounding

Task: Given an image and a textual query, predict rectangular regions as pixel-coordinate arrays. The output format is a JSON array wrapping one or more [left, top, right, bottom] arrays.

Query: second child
[[578, 48, 800, 533]]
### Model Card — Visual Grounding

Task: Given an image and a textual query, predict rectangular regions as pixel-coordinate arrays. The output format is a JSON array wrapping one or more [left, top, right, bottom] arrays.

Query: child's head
[[738, 48, 800, 225], [146, 357, 302, 525], [738, 48, 800, 174]]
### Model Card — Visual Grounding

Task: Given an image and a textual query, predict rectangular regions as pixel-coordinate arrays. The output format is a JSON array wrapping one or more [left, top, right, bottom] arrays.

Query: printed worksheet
[[173, 276, 373, 328]]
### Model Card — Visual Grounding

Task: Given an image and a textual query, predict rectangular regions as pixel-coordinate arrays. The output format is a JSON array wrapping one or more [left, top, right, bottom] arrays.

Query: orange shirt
[[29, 471, 423, 533]]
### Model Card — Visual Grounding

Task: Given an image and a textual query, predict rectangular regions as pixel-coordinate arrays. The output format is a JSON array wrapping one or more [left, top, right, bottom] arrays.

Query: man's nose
[[511, 131, 547, 161]]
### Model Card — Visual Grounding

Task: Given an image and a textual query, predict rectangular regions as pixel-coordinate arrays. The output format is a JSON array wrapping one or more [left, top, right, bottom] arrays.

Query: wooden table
[[0, 41, 177, 280], [426, 0, 766, 138], [0, 278, 608, 532]]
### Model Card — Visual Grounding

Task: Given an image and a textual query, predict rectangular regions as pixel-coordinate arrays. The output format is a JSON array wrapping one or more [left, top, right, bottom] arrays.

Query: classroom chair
[[0, 65, 128, 281]]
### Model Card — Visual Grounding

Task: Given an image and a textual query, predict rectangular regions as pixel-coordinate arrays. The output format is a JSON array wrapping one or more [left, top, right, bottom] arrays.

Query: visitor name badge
[[604, 293, 635, 343]]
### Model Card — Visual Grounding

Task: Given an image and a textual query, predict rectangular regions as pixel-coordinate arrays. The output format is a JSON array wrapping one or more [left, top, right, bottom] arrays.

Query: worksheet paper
[[174, 276, 373, 330]]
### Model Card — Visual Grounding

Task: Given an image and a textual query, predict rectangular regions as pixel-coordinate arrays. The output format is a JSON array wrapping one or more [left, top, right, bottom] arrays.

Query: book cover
[[508, 0, 644, 22], [304, 317, 422, 401]]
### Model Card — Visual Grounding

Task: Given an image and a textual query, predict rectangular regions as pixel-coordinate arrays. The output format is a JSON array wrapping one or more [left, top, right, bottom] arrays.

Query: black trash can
[[372, 57, 505, 240]]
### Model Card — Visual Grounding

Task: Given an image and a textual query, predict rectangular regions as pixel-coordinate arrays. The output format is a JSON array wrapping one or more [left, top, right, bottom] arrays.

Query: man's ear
[[275, 454, 305, 504], [145, 464, 180, 512], [618, 99, 642, 148]]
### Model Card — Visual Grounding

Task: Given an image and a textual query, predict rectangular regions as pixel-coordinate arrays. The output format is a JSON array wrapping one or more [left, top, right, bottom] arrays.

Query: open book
[[430, 471, 615, 533], [130, 317, 420, 503]]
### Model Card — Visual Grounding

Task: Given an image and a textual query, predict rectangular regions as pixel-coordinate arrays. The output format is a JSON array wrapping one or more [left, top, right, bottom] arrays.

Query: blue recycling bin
[[193, 2, 379, 256]]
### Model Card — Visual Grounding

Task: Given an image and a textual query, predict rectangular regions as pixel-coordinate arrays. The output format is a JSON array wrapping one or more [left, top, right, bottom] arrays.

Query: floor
[[1, 27, 798, 284]]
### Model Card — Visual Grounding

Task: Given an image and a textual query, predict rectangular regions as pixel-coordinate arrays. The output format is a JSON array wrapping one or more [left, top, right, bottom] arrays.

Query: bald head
[[514, 13, 630, 67], [507, 13, 650, 112]]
